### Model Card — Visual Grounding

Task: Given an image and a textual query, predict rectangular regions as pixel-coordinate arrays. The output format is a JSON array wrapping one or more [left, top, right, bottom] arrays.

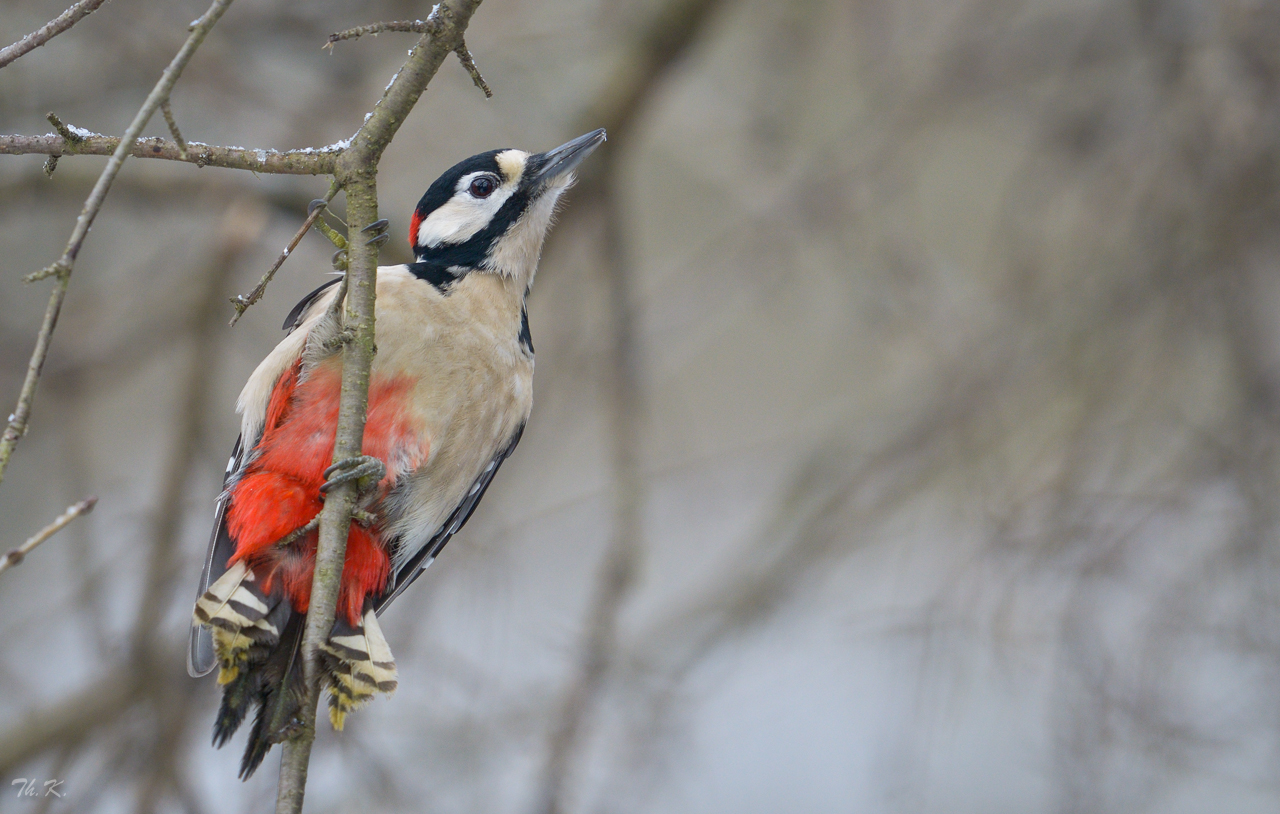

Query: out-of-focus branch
[[535, 180, 640, 814], [0, 668, 140, 776], [0, 200, 266, 798], [0, 0, 235, 490], [570, 0, 728, 195], [629, 367, 1000, 696], [0, 496, 96, 577], [532, 1, 727, 812], [130, 199, 268, 660], [0, 132, 340, 174], [0, 0, 109, 69], [274, 3, 485, 811]]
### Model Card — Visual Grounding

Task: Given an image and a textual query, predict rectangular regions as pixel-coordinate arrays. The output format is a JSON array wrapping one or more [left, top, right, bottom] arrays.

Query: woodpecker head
[[408, 128, 606, 289]]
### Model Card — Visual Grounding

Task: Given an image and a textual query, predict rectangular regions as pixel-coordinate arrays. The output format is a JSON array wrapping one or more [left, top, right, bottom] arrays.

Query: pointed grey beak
[[531, 128, 606, 186]]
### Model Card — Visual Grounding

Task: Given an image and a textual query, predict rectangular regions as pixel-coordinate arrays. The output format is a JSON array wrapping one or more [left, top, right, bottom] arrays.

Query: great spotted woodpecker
[[188, 129, 606, 778]]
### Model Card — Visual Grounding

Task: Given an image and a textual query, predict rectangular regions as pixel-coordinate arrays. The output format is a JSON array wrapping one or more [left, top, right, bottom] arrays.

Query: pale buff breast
[[370, 268, 533, 565]]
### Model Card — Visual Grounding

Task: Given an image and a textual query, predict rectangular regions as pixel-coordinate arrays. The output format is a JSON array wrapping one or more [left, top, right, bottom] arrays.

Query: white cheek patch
[[416, 171, 517, 248]]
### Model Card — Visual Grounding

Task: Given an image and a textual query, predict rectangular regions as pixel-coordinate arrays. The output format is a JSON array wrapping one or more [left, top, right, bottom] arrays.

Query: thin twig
[[323, 14, 490, 98], [274, 2, 485, 811], [228, 180, 341, 326], [0, 0, 235, 489], [159, 99, 188, 156], [0, 0, 109, 70], [45, 112, 84, 145], [0, 496, 97, 576], [0, 132, 341, 175], [454, 43, 492, 97], [323, 20, 436, 50]]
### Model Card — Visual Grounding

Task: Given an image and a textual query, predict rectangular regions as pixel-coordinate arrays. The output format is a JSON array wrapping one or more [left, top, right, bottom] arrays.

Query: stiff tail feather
[[195, 562, 303, 778], [319, 602, 399, 730], [239, 611, 307, 778], [195, 569, 398, 778]]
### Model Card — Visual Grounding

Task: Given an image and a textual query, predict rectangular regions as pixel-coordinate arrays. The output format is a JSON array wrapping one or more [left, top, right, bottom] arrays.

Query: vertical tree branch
[[273, 3, 483, 811], [0, 0, 234, 489], [273, 174, 378, 814]]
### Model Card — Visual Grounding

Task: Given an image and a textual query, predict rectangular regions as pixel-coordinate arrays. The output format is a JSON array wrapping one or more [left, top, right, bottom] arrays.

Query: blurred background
[[2, 0, 1280, 811]]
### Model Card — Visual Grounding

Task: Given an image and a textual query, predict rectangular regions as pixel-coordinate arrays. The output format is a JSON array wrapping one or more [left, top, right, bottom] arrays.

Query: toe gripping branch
[[363, 218, 390, 249], [309, 206, 388, 271], [320, 454, 385, 496]]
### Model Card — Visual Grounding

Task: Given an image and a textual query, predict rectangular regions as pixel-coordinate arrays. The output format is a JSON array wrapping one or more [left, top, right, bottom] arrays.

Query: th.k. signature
[[11, 778, 64, 799]]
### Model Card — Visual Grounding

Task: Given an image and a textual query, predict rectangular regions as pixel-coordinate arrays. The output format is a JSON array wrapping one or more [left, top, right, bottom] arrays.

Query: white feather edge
[[235, 279, 346, 445], [236, 325, 310, 447]]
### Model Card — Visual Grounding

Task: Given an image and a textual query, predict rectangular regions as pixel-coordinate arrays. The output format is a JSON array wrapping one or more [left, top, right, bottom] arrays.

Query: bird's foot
[[363, 218, 390, 249], [320, 455, 385, 496]]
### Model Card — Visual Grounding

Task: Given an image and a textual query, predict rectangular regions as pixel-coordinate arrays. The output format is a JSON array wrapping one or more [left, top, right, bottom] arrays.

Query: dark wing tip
[[283, 277, 342, 332], [188, 620, 217, 677]]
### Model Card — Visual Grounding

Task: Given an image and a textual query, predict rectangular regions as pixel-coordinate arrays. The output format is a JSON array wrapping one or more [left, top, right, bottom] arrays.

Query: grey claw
[[365, 233, 390, 248], [362, 218, 389, 234], [308, 199, 328, 215], [320, 455, 386, 495], [332, 249, 348, 270]]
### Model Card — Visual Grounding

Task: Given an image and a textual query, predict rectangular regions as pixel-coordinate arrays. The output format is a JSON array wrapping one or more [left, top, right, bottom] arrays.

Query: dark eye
[[469, 176, 496, 198]]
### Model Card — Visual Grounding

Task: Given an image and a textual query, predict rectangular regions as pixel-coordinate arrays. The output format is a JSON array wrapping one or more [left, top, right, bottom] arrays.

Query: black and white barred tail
[[193, 562, 398, 778]]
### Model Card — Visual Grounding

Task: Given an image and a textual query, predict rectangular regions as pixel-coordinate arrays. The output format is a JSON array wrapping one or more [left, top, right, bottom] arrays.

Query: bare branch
[[0, 0, 235, 489], [274, 2, 486, 810], [454, 42, 493, 98], [324, 20, 436, 49], [324, 15, 491, 98], [0, 496, 96, 577], [0, 0, 109, 70], [228, 181, 342, 326], [0, 132, 340, 175], [159, 99, 188, 157]]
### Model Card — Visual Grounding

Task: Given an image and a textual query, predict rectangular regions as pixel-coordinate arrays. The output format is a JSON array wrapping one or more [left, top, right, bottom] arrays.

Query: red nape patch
[[408, 209, 423, 249], [225, 363, 424, 625]]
